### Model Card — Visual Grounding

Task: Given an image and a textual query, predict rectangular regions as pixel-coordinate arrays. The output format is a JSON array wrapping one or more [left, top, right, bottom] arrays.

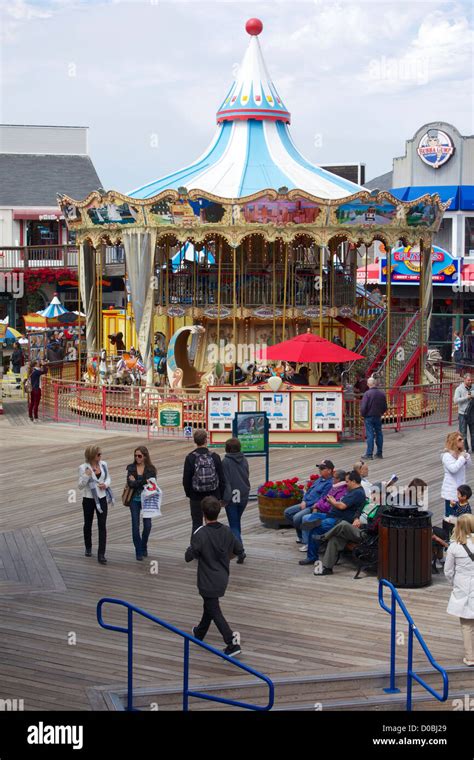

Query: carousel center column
[[122, 229, 158, 387], [79, 240, 98, 355]]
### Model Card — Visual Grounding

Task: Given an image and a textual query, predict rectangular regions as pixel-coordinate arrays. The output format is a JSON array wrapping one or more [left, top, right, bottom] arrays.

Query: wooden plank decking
[[0, 398, 470, 710]]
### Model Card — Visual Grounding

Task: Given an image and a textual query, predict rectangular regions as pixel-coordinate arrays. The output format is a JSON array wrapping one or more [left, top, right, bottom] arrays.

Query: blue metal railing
[[97, 597, 274, 712], [378, 579, 449, 711]]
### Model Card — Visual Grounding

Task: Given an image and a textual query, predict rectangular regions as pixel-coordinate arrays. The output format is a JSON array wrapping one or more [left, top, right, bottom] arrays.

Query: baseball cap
[[319, 459, 334, 470]]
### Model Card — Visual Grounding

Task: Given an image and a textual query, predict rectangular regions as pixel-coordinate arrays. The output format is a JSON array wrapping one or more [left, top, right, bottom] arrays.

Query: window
[[465, 217, 474, 258], [26, 220, 59, 246], [433, 217, 452, 254]]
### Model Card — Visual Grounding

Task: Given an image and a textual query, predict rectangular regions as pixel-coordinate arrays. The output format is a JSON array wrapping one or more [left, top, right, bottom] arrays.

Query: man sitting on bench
[[299, 470, 367, 567], [314, 481, 384, 575]]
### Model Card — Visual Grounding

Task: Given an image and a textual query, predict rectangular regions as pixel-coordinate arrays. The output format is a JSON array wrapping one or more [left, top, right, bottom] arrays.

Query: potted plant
[[257, 477, 305, 529]]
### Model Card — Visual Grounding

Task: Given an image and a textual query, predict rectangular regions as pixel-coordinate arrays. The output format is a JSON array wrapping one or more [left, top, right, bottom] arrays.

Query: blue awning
[[390, 185, 474, 211]]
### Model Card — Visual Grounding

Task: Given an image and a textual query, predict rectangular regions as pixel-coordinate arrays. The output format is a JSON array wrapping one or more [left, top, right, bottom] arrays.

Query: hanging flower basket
[[257, 478, 304, 529]]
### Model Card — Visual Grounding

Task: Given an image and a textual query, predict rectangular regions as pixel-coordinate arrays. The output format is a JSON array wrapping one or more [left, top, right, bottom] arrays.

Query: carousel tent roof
[[129, 19, 363, 201], [39, 294, 68, 318]]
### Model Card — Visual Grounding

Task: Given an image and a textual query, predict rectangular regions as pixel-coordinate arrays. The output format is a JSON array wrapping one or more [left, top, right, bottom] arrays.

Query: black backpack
[[192, 452, 219, 493]]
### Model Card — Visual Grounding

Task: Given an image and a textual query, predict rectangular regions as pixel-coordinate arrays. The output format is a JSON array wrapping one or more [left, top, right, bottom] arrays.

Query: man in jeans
[[454, 374, 474, 452], [299, 470, 367, 566], [183, 430, 226, 537], [360, 377, 387, 459], [284, 461, 334, 545]]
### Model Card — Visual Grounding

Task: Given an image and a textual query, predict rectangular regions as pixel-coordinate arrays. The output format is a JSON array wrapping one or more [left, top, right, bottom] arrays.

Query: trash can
[[378, 505, 432, 588]]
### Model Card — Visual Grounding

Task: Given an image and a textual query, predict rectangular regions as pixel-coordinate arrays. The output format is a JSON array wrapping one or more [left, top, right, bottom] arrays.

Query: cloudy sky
[[1, 0, 472, 192]]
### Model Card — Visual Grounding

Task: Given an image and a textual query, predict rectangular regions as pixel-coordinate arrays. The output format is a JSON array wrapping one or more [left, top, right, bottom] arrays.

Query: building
[[362, 121, 474, 361]]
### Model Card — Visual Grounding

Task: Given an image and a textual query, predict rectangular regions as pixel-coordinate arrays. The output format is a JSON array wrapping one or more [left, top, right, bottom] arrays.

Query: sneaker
[[224, 643, 242, 657], [314, 566, 333, 576], [296, 538, 303, 544], [299, 544, 309, 552], [29, 416, 34, 421], [299, 558, 314, 565], [463, 658, 474, 667], [192, 627, 203, 641], [363, 454, 374, 460], [236, 552, 246, 564], [136, 555, 143, 562], [98, 555, 107, 565], [142, 549, 148, 557], [84, 550, 92, 557], [375, 453, 383, 459]]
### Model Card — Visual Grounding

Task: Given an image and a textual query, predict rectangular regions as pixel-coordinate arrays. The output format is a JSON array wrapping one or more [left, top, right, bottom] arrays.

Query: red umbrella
[[257, 332, 364, 363]]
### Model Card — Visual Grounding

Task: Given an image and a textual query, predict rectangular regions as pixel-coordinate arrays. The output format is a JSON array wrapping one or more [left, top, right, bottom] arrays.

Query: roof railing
[[97, 597, 274, 712]]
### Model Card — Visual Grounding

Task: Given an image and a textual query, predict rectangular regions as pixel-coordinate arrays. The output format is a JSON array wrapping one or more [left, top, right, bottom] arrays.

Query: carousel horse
[[98, 349, 111, 386], [84, 355, 99, 384], [166, 324, 205, 388], [115, 350, 146, 385]]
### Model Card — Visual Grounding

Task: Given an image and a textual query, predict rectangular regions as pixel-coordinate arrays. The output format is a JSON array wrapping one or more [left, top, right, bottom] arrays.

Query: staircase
[[375, 311, 424, 390], [96, 665, 473, 711]]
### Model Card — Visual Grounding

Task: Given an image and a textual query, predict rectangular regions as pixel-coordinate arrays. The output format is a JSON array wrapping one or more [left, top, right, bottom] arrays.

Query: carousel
[[56, 18, 449, 432]]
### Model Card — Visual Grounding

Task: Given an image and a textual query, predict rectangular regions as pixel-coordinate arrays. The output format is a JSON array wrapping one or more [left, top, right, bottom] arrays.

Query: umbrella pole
[[282, 242, 288, 342], [272, 241, 276, 345], [217, 237, 222, 349], [385, 242, 392, 390]]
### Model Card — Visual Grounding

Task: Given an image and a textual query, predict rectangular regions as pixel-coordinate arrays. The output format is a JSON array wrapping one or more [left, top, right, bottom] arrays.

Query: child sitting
[[432, 485, 472, 571]]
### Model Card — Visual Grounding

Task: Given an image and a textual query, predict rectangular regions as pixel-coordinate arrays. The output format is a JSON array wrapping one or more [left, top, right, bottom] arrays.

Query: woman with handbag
[[444, 514, 474, 666], [126, 446, 157, 561], [78, 445, 113, 564]]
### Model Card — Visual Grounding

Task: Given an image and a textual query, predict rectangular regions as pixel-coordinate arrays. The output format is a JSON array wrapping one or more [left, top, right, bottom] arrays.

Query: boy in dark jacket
[[222, 437, 250, 562], [185, 496, 243, 656], [182, 430, 226, 537]]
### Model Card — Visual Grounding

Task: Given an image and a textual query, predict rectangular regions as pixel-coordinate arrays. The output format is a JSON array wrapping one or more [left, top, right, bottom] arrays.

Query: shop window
[[26, 220, 59, 246], [433, 217, 452, 254], [465, 217, 474, 258]]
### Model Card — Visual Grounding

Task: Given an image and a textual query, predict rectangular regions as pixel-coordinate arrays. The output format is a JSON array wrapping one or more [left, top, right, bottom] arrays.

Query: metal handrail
[[97, 597, 274, 712], [378, 579, 449, 711]]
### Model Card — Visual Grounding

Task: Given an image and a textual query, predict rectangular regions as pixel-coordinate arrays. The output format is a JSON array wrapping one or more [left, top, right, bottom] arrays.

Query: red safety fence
[[41, 378, 457, 441]]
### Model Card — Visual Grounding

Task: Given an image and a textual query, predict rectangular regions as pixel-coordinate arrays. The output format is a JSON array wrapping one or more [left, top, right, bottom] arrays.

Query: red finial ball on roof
[[246, 18, 263, 36]]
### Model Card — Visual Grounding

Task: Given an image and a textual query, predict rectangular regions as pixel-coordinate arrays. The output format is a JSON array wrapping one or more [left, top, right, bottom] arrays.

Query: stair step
[[103, 665, 474, 711]]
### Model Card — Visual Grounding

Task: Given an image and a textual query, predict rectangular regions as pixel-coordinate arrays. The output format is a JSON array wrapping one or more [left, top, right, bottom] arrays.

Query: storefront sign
[[417, 129, 454, 169], [158, 401, 183, 428], [380, 245, 459, 286]]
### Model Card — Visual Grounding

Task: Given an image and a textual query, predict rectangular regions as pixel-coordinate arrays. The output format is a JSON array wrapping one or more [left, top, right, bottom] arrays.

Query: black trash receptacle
[[378, 506, 432, 588]]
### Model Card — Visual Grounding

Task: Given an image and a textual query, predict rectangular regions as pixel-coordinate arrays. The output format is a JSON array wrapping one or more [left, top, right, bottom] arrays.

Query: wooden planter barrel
[[258, 495, 301, 529]]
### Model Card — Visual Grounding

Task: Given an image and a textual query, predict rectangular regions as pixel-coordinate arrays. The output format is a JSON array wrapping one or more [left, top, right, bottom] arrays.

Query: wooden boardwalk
[[0, 398, 470, 710]]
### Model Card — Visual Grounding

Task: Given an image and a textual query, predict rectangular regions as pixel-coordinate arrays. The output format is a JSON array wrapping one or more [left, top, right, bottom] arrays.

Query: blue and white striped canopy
[[129, 21, 363, 201], [39, 294, 68, 318]]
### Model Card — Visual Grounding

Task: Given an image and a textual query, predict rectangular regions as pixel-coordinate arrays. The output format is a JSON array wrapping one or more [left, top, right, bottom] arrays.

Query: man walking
[[454, 373, 474, 452], [185, 496, 243, 656], [360, 377, 387, 460], [183, 430, 226, 537]]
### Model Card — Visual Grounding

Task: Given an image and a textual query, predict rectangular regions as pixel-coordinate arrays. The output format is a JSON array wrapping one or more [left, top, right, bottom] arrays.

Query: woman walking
[[441, 431, 472, 516], [126, 446, 157, 561], [78, 445, 112, 564], [444, 514, 474, 666]]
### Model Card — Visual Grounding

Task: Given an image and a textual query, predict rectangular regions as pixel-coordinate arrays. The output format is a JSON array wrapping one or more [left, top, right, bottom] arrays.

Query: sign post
[[232, 411, 269, 498]]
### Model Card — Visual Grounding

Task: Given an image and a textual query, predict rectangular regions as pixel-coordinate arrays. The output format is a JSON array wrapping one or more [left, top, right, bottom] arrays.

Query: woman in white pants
[[444, 514, 474, 666]]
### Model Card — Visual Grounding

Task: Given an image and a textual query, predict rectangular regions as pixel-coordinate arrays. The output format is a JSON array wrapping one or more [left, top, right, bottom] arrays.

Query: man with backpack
[[183, 430, 226, 537]]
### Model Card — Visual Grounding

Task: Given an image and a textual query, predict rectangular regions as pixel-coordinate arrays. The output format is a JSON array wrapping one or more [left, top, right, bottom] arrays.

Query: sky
[[0, 0, 473, 193]]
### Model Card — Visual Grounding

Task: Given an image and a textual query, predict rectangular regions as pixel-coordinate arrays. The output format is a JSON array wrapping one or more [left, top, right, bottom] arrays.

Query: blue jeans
[[307, 517, 338, 561], [225, 501, 247, 547], [130, 498, 152, 557], [301, 511, 331, 545], [364, 415, 383, 457], [284, 504, 311, 541]]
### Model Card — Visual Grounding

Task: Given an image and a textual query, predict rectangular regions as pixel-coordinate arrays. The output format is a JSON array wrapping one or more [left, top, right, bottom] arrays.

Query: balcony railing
[[160, 265, 354, 309], [0, 245, 125, 270]]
